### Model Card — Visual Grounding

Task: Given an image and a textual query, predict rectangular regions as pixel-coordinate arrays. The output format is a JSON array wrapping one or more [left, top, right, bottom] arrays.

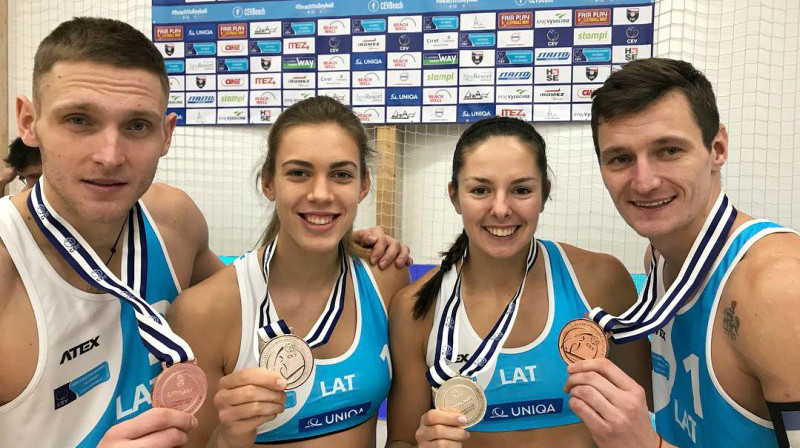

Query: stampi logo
[[218, 92, 247, 107], [319, 18, 350, 35], [389, 16, 421, 33], [535, 10, 571, 28], [154, 26, 183, 41], [498, 12, 532, 29], [575, 9, 611, 26], [574, 27, 611, 45], [353, 35, 386, 52], [424, 69, 457, 86], [218, 23, 247, 39], [250, 21, 280, 38]]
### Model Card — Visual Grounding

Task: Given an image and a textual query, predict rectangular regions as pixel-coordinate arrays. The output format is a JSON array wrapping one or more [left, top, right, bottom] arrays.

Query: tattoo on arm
[[723, 301, 740, 341]]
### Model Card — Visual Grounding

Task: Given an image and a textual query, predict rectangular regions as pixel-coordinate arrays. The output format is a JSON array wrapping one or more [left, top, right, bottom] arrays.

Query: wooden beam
[[1, 0, 8, 195], [375, 125, 401, 237]]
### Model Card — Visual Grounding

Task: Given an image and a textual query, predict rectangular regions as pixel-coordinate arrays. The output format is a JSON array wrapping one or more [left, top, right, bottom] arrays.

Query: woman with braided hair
[[386, 117, 652, 448]]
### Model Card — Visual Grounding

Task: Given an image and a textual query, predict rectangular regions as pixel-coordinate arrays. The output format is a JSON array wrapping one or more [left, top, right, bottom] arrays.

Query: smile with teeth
[[633, 196, 676, 208], [485, 226, 518, 237], [301, 213, 337, 225]]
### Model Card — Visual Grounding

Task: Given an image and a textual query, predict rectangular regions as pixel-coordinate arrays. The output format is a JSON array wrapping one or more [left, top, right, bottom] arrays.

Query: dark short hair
[[5, 137, 41, 172], [33, 17, 169, 102], [591, 58, 720, 156]]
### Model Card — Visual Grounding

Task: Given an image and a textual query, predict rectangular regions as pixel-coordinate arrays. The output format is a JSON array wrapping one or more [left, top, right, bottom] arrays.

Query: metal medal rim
[[434, 376, 487, 428], [152, 361, 208, 414], [558, 317, 609, 365], [259, 333, 315, 389]]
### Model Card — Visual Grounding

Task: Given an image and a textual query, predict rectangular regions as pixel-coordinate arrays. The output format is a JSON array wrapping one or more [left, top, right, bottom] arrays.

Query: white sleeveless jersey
[[0, 197, 181, 448]]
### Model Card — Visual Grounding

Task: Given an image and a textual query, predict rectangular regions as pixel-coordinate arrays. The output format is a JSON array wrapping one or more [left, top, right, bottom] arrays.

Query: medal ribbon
[[257, 236, 348, 349], [589, 192, 737, 343], [427, 239, 538, 387], [28, 180, 194, 366]]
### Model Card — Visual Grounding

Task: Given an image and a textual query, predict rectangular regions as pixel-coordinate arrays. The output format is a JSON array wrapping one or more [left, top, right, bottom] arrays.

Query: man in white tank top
[[0, 19, 409, 448]]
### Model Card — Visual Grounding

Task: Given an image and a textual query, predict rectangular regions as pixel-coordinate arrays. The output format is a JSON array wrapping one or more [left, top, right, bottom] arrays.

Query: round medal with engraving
[[259, 334, 314, 389], [434, 376, 487, 428], [152, 361, 207, 414], [558, 318, 609, 365]]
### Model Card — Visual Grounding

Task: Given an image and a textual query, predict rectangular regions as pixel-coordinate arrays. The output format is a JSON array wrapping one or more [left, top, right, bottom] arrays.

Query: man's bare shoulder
[[141, 183, 201, 226], [559, 242, 638, 314]]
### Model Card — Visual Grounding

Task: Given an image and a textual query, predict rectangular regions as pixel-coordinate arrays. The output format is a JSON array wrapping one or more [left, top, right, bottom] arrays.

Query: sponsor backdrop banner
[[153, 0, 654, 125]]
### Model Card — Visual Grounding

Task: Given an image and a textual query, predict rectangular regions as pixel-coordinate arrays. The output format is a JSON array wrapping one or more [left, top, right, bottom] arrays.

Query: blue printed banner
[[152, 0, 654, 124]]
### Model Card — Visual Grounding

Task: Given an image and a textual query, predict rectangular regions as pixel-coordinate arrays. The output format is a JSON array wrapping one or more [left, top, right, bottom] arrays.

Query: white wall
[[7, 0, 800, 271]]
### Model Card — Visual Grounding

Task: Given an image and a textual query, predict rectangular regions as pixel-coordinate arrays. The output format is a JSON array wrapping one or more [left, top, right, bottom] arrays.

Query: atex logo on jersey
[[250, 21, 281, 38], [217, 74, 248, 90], [389, 15, 422, 33], [460, 86, 494, 103], [217, 40, 247, 56], [60, 336, 100, 364], [535, 48, 571, 65], [319, 18, 351, 35], [353, 35, 386, 52], [535, 9, 572, 28], [284, 37, 315, 54], [496, 68, 532, 84]]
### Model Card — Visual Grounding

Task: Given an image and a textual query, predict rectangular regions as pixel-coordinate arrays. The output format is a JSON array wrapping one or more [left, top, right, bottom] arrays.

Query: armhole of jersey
[[705, 224, 795, 429], [138, 202, 182, 294], [355, 257, 388, 318], [0, 200, 49, 413], [551, 241, 592, 312], [233, 252, 258, 372]]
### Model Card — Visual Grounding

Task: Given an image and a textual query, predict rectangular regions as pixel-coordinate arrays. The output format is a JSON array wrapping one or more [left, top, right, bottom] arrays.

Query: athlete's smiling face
[[263, 123, 370, 253], [450, 135, 547, 261], [16, 61, 175, 224], [597, 90, 728, 244]]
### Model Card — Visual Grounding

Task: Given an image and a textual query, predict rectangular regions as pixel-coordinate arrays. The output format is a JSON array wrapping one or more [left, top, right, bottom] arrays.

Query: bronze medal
[[434, 376, 487, 428], [558, 318, 609, 364], [259, 334, 314, 389], [152, 361, 207, 414]]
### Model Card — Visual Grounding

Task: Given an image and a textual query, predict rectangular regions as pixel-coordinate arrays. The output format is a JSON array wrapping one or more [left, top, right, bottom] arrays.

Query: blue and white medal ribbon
[[589, 192, 737, 343], [27, 180, 195, 366], [427, 239, 538, 387], [256, 236, 348, 348]]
